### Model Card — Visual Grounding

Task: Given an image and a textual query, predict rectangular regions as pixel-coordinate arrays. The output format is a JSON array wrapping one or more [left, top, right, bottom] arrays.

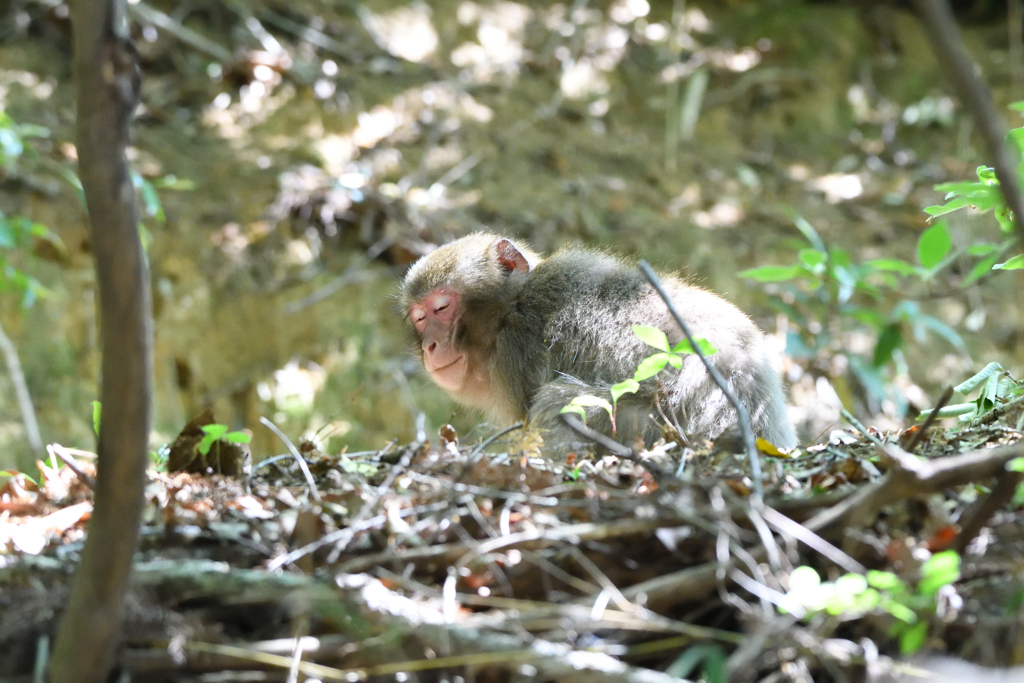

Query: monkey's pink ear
[[494, 239, 531, 274]]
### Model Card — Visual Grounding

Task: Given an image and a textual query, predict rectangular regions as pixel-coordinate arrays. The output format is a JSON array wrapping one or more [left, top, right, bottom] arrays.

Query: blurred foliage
[[0, 113, 61, 309], [783, 551, 961, 656]]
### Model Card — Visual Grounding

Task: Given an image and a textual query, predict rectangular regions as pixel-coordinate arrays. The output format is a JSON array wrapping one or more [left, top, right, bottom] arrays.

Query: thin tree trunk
[[0, 319, 43, 457], [50, 0, 152, 679]]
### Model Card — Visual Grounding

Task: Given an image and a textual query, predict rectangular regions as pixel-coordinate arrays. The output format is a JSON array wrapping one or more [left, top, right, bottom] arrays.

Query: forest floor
[[1, 399, 1023, 680]]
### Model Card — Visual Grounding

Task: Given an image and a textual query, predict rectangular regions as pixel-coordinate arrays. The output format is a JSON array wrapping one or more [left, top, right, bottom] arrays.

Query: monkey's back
[[519, 248, 796, 449]]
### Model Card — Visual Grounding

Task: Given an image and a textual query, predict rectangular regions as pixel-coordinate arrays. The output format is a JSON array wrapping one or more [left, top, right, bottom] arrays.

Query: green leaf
[[865, 258, 918, 276], [738, 265, 801, 282], [884, 600, 918, 624], [153, 174, 197, 190], [1006, 457, 1024, 473], [867, 570, 903, 591], [918, 550, 960, 597], [634, 353, 670, 381], [963, 253, 1001, 286], [872, 323, 903, 367], [994, 253, 1024, 270], [667, 354, 683, 369], [565, 395, 613, 421], [847, 306, 887, 329], [924, 197, 972, 217], [780, 209, 827, 251], [918, 223, 952, 269], [798, 248, 827, 271], [1010, 126, 1024, 155], [671, 338, 717, 356], [976, 165, 998, 185], [899, 621, 929, 656], [198, 423, 230, 456], [933, 180, 991, 196], [994, 206, 1015, 233], [201, 424, 229, 440], [967, 243, 999, 256], [610, 379, 639, 403], [560, 404, 587, 423], [92, 401, 102, 436], [834, 573, 868, 600], [224, 431, 251, 444], [788, 566, 821, 593], [632, 325, 670, 352], [955, 362, 1004, 394]]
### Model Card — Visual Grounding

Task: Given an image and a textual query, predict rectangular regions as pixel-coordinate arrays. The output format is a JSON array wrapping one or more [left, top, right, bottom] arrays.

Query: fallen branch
[[621, 439, 1024, 612]]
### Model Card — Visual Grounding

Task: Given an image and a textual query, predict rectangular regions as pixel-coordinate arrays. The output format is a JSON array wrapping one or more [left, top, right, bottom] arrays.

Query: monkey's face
[[408, 287, 469, 392]]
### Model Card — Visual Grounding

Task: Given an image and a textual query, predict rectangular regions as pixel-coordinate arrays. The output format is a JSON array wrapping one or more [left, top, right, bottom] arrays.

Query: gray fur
[[401, 234, 797, 452]]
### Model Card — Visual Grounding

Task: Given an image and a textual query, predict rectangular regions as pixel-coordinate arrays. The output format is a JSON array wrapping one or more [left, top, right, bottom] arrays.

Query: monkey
[[400, 232, 797, 453]]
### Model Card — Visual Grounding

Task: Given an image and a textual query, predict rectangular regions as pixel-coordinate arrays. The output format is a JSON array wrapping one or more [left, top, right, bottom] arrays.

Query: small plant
[[198, 424, 251, 455], [783, 551, 961, 655], [918, 362, 1024, 422], [740, 214, 968, 413], [149, 444, 170, 471], [561, 324, 716, 435], [336, 454, 378, 477], [923, 101, 1024, 273], [741, 103, 1024, 414]]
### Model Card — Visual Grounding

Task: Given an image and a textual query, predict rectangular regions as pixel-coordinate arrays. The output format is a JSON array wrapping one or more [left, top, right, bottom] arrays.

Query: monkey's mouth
[[427, 354, 466, 389]]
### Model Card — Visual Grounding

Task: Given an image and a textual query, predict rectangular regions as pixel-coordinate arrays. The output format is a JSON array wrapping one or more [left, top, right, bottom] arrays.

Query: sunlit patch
[[691, 200, 743, 229], [269, 360, 327, 412], [643, 22, 668, 42], [313, 135, 355, 176], [560, 59, 609, 99], [668, 183, 702, 217], [609, 0, 648, 23], [363, 3, 438, 63], [787, 164, 810, 181], [211, 222, 249, 260], [809, 173, 863, 203], [723, 48, 760, 72], [902, 96, 955, 127], [451, 2, 531, 83], [684, 8, 712, 32], [285, 238, 315, 266], [353, 107, 400, 148]]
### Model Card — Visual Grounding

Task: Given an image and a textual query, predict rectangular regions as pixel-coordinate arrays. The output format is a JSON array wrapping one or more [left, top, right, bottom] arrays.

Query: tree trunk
[[50, 0, 152, 680]]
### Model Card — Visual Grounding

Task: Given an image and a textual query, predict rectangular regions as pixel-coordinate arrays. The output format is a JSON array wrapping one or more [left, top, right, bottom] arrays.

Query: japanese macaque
[[400, 233, 797, 452]]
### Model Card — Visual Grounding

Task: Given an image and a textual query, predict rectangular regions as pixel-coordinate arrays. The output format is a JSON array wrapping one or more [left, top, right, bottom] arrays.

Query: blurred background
[[1, 0, 1021, 469]]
